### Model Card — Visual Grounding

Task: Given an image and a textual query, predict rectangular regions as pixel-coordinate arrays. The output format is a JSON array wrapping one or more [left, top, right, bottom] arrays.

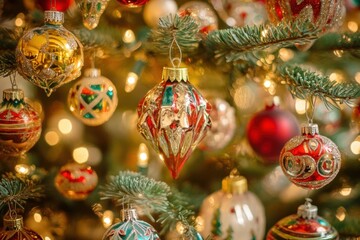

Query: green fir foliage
[[278, 65, 360, 108], [0, 173, 43, 212], [100, 171, 199, 238], [205, 19, 320, 63], [146, 14, 201, 55]]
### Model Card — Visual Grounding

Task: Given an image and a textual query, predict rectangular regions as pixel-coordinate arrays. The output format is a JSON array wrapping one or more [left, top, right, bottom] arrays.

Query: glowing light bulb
[[125, 72, 139, 93], [45, 131, 60, 146], [123, 29, 136, 43], [34, 213, 42, 223], [102, 210, 114, 228], [138, 143, 149, 168], [295, 98, 307, 115], [15, 164, 30, 175], [58, 119, 73, 134], [73, 147, 89, 164], [339, 187, 352, 196], [348, 21, 358, 32]]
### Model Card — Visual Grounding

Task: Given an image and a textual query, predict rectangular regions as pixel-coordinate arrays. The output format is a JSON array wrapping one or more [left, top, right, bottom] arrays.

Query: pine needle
[[205, 19, 320, 63], [100, 171, 199, 238], [146, 14, 201, 55], [278, 65, 360, 108], [0, 173, 43, 212]]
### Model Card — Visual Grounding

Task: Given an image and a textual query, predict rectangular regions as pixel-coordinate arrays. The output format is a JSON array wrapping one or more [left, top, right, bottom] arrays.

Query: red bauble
[[37, 0, 74, 11], [279, 123, 341, 190], [352, 101, 360, 131], [246, 103, 299, 163], [117, 0, 149, 8], [0, 89, 42, 157]]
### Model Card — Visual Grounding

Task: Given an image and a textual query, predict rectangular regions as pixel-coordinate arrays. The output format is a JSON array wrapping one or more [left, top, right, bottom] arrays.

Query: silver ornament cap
[[301, 123, 319, 136], [297, 198, 318, 219], [3, 89, 24, 101], [84, 68, 101, 78], [44, 10, 64, 25], [120, 208, 138, 221]]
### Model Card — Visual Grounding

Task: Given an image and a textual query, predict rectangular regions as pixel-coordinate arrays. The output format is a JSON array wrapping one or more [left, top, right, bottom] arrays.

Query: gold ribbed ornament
[[0, 216, 43, 240], [16, 10, 84, 96]]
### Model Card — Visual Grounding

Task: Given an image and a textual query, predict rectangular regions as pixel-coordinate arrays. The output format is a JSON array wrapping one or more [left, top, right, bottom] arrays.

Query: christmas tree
[[0, 0, 359, 239]]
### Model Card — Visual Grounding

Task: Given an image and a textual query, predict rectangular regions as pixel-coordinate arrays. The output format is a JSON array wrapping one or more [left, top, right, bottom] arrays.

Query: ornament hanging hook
[[169, 33, 182, 68], [9, 73, 18, 90], [305, 95, 317, 124]]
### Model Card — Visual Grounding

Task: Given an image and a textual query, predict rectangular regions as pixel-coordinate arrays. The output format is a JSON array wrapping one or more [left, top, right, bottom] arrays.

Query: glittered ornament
[[137, 67, 211, 179], [210, 0, 268, 27], [0, 89, 41, 157], [116, 0, 149, 8], [37, 0, 74, 11], [246, 102, 300, 164], [279, 123, 341, 190], [68, 68, 118, 126], [178, 1, 218, 34], [102, 208, 160, 240], [79, 0, 109, 30], [16, 11, 84, 96], [199, 98, 236, 151], [199, 173, 266, 240], [143, 0, 178, 28], [0, 215, 43, 240], [267, 199, 339, 239], [266, 0, 344, 50], [55, 163, 98, 200]]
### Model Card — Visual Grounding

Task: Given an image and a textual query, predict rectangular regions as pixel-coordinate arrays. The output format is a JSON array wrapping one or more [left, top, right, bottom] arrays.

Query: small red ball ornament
[[279, 123, 341, 190], [37, 0, 74, 11], [55, 163, 98, 200], [246, 103, 300, 163], [116, 0, 149, 8]]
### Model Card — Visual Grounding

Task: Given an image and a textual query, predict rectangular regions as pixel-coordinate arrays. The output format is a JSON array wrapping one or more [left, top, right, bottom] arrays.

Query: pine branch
[[278, 65, 360, 108], [311, 32, 360, 56], [145, 14, 201, 55], [205, 19, 320, 63], [0, 50, 17, 77], [0, 173, 43, 212], [100, 171, 199, 238]]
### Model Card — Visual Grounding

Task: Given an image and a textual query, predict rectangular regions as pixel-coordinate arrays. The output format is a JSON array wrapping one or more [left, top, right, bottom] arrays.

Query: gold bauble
[[16, 11, 83, 96]]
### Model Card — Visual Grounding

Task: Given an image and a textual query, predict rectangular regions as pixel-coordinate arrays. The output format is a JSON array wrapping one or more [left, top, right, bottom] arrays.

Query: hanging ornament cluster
[[178, 1, 218, 35], [0, 89, 41, 157], [198, 172, 266, 240], [103, 208, 160, 240], [209, 0, 268, 27], [246, 101, 300, 164], [199, 98, 236, 151], [137, 67, 211, 179], [79, 0, 110, 30], [143, 0, 178, 28], [55, 162, 98, 200], [16, 11, 84, 96], [37, 0, 74, 11], [267, 199, 339, 239], [279, 123, 341, 189], [116, 0, 149, 8], [0, 215, 43, 240], [68, 68, 118, 126]]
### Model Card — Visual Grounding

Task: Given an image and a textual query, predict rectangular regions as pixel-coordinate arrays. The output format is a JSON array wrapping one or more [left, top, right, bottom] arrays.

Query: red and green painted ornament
[[267, 198, 338, 239], [137, 67, 211, 179], [0, 89, 41, 157], [103, 208, 160, 240], [55, 162, 98, 200]]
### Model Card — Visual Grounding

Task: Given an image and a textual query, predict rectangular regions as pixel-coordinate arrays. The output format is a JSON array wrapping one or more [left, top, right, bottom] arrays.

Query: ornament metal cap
[[3, 89, 24, 101], [162, 67, 188, 82], [84, 68, 101, 78], [44, 10, 64, 25], [121, 208, 138, 221], [297, 198, 318, 219], [222, 171, 248, 194], [3, 216, 24, 230], [302, 123, 319, 136]]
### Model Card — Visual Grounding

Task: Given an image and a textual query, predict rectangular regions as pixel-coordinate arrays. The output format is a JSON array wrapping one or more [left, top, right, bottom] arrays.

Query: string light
[[34, 213, 42, 223], [45, 131, 60, 146], [58, 118, 73, 134], [125, 72, 139, 93], [339, 187, 352, 196], [279, 48, 294, 62], [15, 164, 31, 175], [295, 98, 307, 115], [336, 207, 346, 221], [123, 29, 136, 43], [350, 136, 360, 155], [138, 143, 149, 168], [73, 147, 89, 164], [347, 21, 358, 32], [102, 210, 114, 228], [175, 222, 186, 234]]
